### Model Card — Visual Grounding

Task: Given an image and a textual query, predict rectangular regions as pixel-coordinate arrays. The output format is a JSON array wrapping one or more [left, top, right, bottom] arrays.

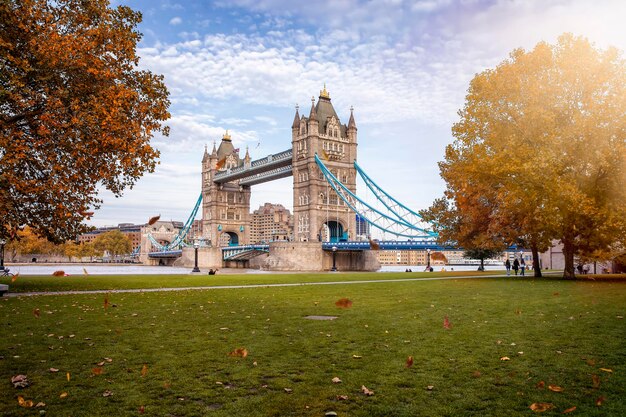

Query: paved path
[[3, 273, 525, 298]]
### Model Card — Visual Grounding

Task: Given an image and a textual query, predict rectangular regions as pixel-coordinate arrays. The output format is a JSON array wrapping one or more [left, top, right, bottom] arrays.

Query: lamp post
[[192, 241, 200, 273], [331, 246, 337, 272], [426, 248, 431, 271], [0, 239, 5, 271]]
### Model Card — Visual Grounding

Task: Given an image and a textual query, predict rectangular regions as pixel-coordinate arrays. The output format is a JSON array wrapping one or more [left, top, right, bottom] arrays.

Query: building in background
[[78, 223, 142, 250], [249, 203, 293, 243]]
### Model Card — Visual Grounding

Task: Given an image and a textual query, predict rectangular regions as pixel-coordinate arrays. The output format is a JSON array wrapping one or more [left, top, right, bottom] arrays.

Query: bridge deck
[[214, 149, 292, 184]]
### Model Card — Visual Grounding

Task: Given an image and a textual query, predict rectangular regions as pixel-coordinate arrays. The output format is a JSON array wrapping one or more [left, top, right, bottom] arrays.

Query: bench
[[0, 284, 8, 296]]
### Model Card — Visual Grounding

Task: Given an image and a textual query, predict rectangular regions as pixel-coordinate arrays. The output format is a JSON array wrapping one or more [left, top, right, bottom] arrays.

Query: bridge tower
[[291, 86, 358, 242], [201, 131, 251, 246]]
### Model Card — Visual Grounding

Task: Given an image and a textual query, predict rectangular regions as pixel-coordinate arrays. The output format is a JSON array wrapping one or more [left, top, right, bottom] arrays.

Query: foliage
[[0, 276, 624, 416], [4, 226, 55, 256], [0, 0, 170, 243], [463, 248, 502, 271], [423, 34, 626, 279], [93, 230, 131, 258]]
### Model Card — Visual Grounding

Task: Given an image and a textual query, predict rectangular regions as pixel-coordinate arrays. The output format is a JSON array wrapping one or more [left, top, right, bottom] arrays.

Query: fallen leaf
[[595, 396, 605, 406], [49, 368, 59, 373], [104, 358, 113, 363], [11, 374, 29, 388], [443, 316, 451, 329], [228, 347, 248, 358], [336, 395, 348, 400], [35, 402, 46, 408], [548, 385, 564, 392], [138, 405, 145, 414], [529, 402, 554, 412], [335, 298, 353, 309], [406, 356, 414, 368], [60, 392, 68, 399], [17, 396, 34, 408], [11, 272, 20, 282], [586, 359, 596, 366], [426, 385, 434, 390], [92, 367, 103, 376], [103, 390, 113, 397], [500, 357, 510, 361], [284, 388, 293, 393], [97, 361, 105, 366], [352, 355, 362, 359], [141, 364, 148, 377], [332, 377, 342, 384], [562, 406, 577, 414], [472, 371, 481, 378], [553, 292, 560, 296], [104, 294, 111, 310], [33, 308, 40, 318], [592, 374, 600, 388], [536, 381, 545, 389], [66, 372, 71, 382], [52, 270, 65, 277], [361, 385, 374, 396], [253, 361, 258, 366], [148, 214, 161, 225], [599, 368, 613, 373]]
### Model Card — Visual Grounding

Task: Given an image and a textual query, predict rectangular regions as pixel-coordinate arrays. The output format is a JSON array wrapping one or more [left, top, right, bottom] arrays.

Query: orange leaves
[[141, 364, 149, 377], [406, 356, 414, 368], [595, 396, 606, 406], [335, 298, 353, 309], [360, 385, 374, 396], [592, 374, 600, 388], [500, 356, 510, 361], [443, 316, 451, 329], [599, 368, 612, 373], [148, 214, 161, 225], [33, 308, 40, 318], [59, 392, 68, 399], [66, 372, 71, 382], [228, 348, 248, 358], [11, 375, 29, 388], [530, 403, 554, 412], [52, 270, 65, 276], [11, 272, 20, 283], [536, 380, 545, 389], [104, 294, 111, 310], [562, 406, 577, 414], [17, 396, 34, 408], [548, 385, 563, 392], [92, 367, 104, 376]]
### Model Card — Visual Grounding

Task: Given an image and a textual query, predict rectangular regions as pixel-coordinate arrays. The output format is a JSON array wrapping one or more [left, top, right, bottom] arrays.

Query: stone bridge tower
[[201, 131, 251, 246], [291, 86, 358, 242]]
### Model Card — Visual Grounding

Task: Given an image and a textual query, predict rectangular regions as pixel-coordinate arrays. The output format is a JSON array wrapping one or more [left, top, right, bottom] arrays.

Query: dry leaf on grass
[[443, 316, 451, 329], [599, 368, 613, 373], [335, 298, 353, 309], [11, 272, 20, 282], [92, 368, 103, 376], [536, 381, 545, 389], [595, 396, 605, 406], [529, 402, 554, 412], [33, 308, 40, 318], [17, 396, 33, 408], [59, 392, 68, 399], [500, 357, 510, 361], [228, 348, 248, 358], [562, 406, 577, 414], [104, 295, 111, 310], [11, 375, 29, 388], [336, 395, 348, 400], [361, 385, 374, 396], [49, 368, 59, 373], [352, 355, 362, 359], [406, 356, 414, 368], [141, 364, 149, 377], [103, 390, 113, 397], [592, 374, 600, 388], [548, 385, 563, 392], [66, 372, 71, 382], [332, 377, 342, 384]]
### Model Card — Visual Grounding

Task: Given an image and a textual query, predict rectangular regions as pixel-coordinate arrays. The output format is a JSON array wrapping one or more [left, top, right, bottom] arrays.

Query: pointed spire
[[211, 140, 217, 156], [309, 96, 317, 119], [292, 104, 300, 129], [222, 130, 231, 141], [320, 83, 330, 99], [244, 145, 250, 160], [348, 105, 357, 129]]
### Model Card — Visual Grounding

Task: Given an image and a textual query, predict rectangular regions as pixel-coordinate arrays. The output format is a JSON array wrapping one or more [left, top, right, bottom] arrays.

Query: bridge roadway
[[213, 148, 293, 185]]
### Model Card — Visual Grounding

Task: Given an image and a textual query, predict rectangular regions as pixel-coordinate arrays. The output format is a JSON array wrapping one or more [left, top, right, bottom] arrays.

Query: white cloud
[[169, 16, 183, 25]]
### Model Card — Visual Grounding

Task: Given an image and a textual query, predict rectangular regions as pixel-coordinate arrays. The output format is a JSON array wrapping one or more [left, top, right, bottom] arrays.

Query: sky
[[92, 0, 626, 230]]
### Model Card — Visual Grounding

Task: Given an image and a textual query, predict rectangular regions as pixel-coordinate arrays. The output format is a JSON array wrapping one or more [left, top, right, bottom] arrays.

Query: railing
[[239, 165, 292, 186], [214, 149, 292, 183]]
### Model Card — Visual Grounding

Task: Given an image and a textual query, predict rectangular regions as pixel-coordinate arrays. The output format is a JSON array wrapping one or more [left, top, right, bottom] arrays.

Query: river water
[[5, 263, 503, 275]]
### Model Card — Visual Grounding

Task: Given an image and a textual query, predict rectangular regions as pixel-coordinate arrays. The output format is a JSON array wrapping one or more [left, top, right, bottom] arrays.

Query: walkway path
[[4, 273, 524, 298]]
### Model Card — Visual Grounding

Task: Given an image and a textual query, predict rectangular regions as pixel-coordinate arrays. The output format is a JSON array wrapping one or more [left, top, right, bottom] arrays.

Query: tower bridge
[[143, 86, 439, 271]]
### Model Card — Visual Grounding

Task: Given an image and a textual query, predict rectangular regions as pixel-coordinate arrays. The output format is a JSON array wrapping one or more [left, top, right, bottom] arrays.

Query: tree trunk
[[531, 244, 542, 277], [479, 258, 485, 271], [562, 239, 576, 279]]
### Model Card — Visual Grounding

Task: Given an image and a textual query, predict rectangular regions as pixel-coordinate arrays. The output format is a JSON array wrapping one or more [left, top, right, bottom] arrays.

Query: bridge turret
[[307, 97, 318, 131], [244, 146, 251, 169], [347, 106, 357, 142]]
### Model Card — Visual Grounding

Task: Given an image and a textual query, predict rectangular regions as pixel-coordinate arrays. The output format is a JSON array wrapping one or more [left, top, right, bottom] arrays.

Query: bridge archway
[[219, 231, 239, 247], [320, 220, 344, 243]]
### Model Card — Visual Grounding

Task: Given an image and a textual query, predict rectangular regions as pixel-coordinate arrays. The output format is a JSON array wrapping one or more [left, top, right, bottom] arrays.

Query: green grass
[[2, 270, 504, 293], [1, 275, 625, 416]]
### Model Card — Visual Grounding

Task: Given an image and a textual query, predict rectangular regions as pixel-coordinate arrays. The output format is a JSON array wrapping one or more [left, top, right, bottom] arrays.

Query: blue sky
[[93, 0, 626, 232]]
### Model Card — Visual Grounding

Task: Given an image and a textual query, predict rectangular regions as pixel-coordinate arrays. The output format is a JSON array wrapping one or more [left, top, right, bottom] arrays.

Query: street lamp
[[426, 248, 431, 271], [0, 239, 5, 271], [331, 246, 338, 272], [192, 241, 200, 273]]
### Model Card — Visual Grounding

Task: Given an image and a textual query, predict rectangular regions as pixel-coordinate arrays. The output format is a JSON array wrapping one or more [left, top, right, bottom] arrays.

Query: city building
[[78, 223, 142, 251], [249, 203, 293, 243]]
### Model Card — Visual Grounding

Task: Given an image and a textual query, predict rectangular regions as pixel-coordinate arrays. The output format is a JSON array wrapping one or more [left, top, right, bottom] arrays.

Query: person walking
[[505, 259, 511, 276], [513, 258, 519, 276], [520, 258, 526, 276]]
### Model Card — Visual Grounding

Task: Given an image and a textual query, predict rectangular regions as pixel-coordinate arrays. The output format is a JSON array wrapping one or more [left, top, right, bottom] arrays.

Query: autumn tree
[[93, 230, 131, 260], [423, 34, 626, 279], [0, 0, 170, 243]]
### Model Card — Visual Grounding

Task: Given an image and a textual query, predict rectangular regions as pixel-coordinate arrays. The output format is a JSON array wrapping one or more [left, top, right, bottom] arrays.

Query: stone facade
[[291, 86, 358, 243], [250, 203, 293, 243], [201, 131, 251, 247]]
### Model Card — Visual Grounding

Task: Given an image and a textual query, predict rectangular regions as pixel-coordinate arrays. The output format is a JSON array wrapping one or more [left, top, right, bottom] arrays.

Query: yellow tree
[[430, 34, 625, 279], [93, 230, 131, 261], [0, 0, 170, 243]]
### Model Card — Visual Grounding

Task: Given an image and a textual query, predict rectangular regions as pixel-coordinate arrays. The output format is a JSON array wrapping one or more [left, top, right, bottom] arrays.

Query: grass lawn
[[1, 275, 624, 416]]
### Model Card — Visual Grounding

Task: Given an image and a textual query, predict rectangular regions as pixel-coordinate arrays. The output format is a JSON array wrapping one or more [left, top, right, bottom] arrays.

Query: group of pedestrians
[[505, 257, 527, 276]]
